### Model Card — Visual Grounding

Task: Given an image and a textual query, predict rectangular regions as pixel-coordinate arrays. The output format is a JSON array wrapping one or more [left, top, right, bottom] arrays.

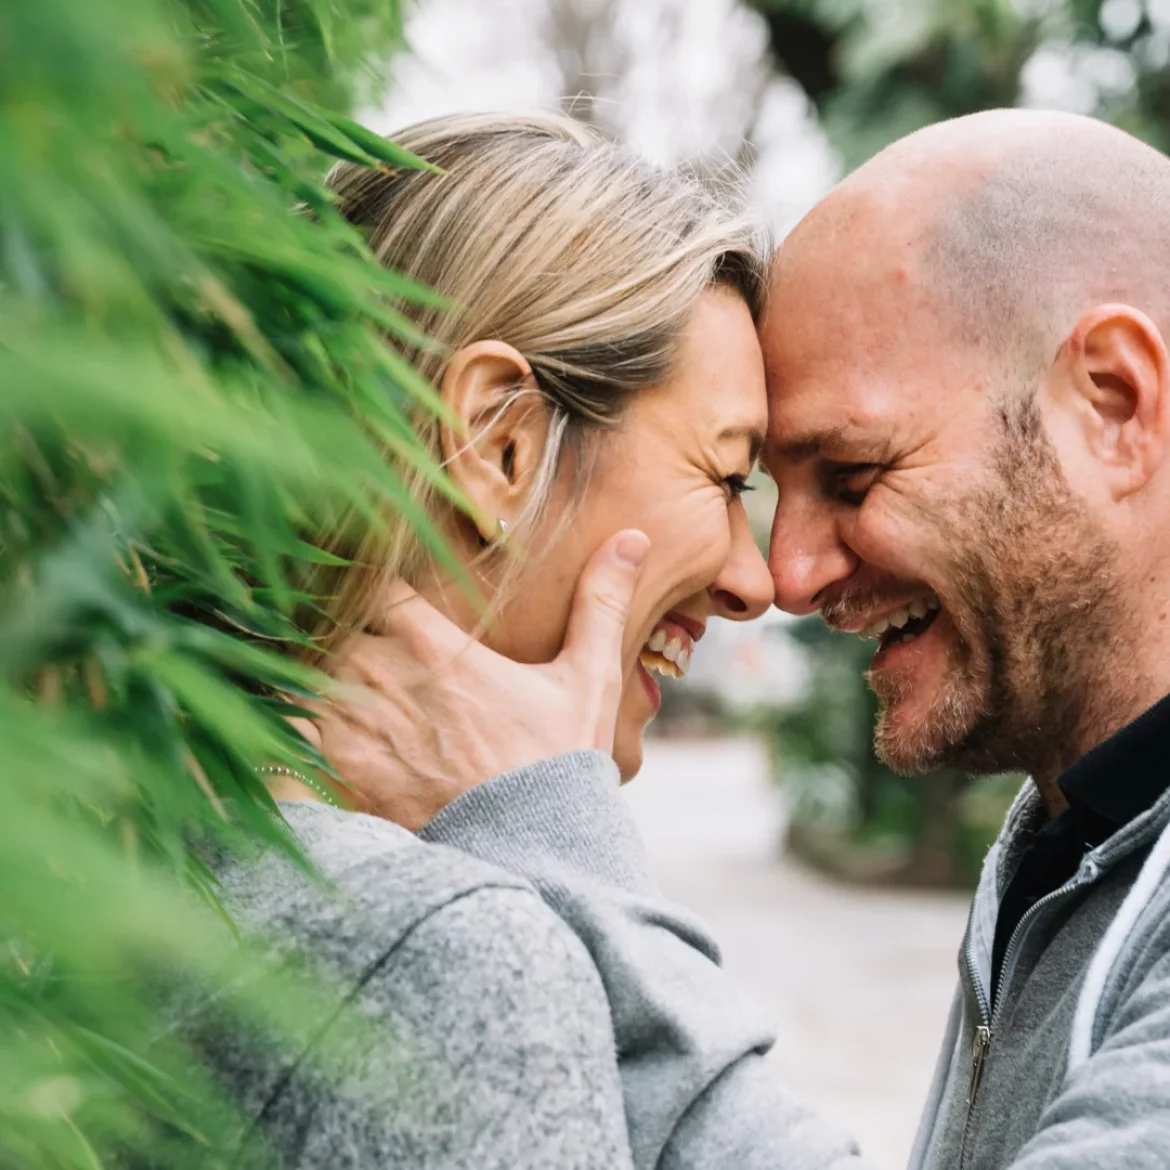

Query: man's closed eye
[[824, 462, 882, 504]]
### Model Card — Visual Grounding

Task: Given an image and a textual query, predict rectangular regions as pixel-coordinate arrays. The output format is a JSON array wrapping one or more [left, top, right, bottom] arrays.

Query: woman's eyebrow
[[717, 424, 766, 463]]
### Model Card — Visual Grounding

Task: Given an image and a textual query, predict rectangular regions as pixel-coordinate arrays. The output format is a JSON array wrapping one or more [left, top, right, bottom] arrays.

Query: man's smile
[[858, 594, 942, 650]]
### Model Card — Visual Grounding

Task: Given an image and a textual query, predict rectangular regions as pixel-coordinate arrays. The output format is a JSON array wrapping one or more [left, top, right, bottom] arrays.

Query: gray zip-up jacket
[[424, 751, 1170, 1170], [909, 777, 1170, 1169]]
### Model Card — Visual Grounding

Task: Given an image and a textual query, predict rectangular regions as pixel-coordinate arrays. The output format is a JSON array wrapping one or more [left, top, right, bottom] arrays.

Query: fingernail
[[614, 530, 650, 569]]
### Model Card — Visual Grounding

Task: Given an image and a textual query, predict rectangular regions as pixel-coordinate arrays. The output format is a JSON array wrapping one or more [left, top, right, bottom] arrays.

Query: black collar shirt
[[989, 692, 1170, 998]]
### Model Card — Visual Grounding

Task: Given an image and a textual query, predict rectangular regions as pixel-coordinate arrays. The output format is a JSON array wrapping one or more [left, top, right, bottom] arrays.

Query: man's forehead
[[764, 349, 868, 422], [764, 190, 940, 365], [761, 360, 907, 458], [760, 309, 940, 455]]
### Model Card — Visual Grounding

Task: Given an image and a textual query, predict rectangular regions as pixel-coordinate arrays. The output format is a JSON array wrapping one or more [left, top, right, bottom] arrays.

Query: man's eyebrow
[[718, 424, 766, 463], [766, 425, 851, 463]]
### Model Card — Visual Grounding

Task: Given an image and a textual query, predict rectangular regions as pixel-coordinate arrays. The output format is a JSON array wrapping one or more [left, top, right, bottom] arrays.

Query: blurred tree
[[1063, 0, 1170, 149], [542, 0, 631, 128], [539, 0, 774, 176], [746, 0, 1170, 165], [1, 0, 450, 1163]]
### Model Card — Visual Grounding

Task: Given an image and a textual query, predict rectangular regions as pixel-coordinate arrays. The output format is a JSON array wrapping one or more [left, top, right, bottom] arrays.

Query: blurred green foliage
[[749, 0, 1170, 165], [0, 0, 454, 1163]]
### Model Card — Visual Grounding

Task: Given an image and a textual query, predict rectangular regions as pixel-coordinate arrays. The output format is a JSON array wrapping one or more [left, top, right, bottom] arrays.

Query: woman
[[202, 109, 808, 1169], [301, 109, 774, 788]]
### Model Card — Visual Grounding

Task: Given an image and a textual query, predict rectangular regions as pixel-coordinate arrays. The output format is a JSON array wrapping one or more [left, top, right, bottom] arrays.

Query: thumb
[[558, 529, 650, 744]]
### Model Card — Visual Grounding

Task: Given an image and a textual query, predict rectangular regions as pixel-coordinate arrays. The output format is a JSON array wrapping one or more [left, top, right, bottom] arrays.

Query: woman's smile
[[638, 611, 705, 680], [636, 657, 663, 714]]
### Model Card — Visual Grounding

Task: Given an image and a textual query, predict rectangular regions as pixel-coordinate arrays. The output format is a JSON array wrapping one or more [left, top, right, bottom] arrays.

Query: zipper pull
[[967, 1025, 992, 1107]]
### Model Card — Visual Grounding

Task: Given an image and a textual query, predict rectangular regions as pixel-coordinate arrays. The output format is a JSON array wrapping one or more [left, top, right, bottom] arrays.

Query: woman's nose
[[709, 504, 774, 622], [768, 503, 857, 615]]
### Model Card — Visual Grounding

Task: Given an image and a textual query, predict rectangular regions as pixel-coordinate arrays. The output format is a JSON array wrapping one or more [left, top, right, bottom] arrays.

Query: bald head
[[779, 109, 1170, 374]]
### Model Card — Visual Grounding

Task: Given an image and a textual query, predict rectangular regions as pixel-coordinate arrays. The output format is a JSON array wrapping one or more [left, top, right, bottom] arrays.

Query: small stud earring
[[498, 517, 510, 539]]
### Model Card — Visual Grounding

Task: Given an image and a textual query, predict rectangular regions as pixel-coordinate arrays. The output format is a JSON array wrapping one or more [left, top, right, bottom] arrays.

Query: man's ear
[[1048, 304, 1169, 500], [438, 340, 551, 541]]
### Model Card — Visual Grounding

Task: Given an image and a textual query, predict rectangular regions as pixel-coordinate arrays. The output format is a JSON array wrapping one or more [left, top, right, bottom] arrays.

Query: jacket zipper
[[958, 875, 1093, 1167], [967, 1024, 991, 1107]]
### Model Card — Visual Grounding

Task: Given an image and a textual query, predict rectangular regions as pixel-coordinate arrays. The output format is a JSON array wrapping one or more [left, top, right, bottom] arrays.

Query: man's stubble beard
[[872, 406, 1131, 781]]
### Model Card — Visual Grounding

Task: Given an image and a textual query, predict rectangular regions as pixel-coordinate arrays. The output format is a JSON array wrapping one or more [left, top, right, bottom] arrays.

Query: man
[[307, 109, 1170, 1168], [762, 107, 1170, 1168], [765, 108, 1158, 788]]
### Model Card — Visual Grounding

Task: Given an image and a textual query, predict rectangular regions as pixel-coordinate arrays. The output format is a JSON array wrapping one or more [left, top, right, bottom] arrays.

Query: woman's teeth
[[641, 623, 693, 678]]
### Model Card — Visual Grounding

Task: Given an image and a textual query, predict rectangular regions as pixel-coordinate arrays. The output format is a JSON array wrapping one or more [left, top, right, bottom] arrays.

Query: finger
[[365, 579, 481, 663], [557, 529, 650, 734], [317, 671, 410, 740]]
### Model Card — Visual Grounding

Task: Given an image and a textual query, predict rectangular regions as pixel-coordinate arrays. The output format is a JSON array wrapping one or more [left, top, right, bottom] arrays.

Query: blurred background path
[[624, 737, 970, 1170]]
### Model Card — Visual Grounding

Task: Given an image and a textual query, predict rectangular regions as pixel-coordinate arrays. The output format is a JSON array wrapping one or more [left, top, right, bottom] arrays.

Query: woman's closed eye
[[723, 472, 756, 500], [824, 462, 882, 504]]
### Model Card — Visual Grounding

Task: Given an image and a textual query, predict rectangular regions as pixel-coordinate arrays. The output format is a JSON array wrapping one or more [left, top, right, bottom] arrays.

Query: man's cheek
[[858, 501, 958, 581], [847, 509, 915, 574]]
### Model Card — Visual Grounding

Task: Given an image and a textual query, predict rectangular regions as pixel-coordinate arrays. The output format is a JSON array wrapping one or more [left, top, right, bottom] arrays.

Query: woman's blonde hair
[[314, 109, 767, 650]]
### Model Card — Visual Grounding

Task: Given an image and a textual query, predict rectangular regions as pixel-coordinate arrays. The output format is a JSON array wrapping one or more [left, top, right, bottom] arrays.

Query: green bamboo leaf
[[217, 74, 381, 168], [290, 540, 351, 566], [322, 111, 444, 174], [2, 0, 456, 1163]]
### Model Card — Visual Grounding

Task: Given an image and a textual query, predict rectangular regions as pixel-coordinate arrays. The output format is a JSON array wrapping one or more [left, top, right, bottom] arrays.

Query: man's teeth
[[859, 594, 941, 640]]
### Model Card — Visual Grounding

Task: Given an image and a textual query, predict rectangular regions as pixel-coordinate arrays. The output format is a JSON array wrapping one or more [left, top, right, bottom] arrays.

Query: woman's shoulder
[[202, 803, 631, 1169], [217, 801, 541, 975]]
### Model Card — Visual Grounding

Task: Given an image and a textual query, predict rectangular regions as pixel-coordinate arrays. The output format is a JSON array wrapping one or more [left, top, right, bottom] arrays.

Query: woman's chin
[[612, 725, 646, 784]]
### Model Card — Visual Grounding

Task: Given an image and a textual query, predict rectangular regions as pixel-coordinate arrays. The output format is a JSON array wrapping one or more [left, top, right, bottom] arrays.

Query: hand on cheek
[[288, 531, 651, 829]]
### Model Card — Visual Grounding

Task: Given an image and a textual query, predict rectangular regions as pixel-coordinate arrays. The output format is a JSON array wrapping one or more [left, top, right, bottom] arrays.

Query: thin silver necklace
[[255, 764, 341, 807]]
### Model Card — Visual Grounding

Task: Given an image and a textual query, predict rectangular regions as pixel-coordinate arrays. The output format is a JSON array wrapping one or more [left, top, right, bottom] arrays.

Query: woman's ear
[[438, 340, 551, 542], [1047, 304, 1169, 501]]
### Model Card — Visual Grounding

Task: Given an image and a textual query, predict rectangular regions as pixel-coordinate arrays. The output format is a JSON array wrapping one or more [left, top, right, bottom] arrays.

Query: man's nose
[[768, 507, 858, 615]]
